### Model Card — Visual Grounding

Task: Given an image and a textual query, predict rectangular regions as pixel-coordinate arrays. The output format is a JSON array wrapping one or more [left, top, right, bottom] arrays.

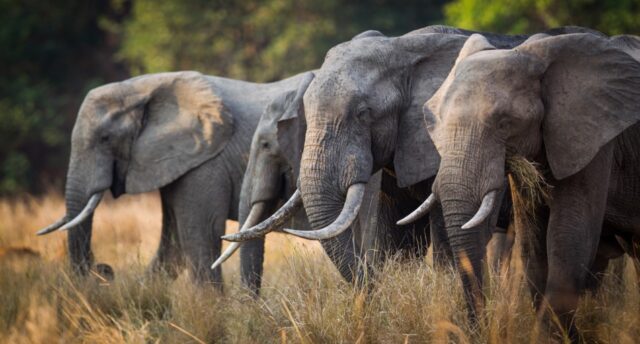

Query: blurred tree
[[0, 0, 129, 195], [445, 0, 640, 35], [3, 0, 449, 195], [118, 0, 447, 82]]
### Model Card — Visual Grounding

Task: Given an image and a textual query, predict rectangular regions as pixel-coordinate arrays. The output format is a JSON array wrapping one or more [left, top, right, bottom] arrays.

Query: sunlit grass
[[0, 193, 638, 343]]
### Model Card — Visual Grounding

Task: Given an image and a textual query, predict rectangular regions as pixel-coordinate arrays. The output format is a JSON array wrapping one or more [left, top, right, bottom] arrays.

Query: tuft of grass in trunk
[[506, 155, 552, 217]]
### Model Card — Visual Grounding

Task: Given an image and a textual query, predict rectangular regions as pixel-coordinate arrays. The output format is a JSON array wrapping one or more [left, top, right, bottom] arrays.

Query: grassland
[[0, 192, 638, 343]]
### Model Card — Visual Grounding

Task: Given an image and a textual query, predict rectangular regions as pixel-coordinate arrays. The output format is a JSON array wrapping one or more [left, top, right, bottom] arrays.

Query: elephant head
[[253, 31, 472, 242], [37, 72, 233, 275], [409, 33, 640, 315], [210, 72, 314, 291]]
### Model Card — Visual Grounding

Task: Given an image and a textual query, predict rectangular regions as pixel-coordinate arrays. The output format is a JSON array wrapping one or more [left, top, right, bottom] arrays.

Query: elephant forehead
[[306, 72, 369, 106]]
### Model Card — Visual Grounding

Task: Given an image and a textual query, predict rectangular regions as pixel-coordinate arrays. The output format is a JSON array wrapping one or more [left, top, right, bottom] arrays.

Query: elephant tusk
[[221, 190, 303, 242], [397, 193, 436, 226], [211, 202, 267, 270], [36, 216, 68, 236], [461, 190, 498, 230], [58, 193, 104, 232], [282, 183, 365, 241]]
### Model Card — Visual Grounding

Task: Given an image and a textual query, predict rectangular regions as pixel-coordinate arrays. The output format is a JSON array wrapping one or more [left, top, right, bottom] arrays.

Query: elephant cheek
[[110, 161, 127, 198]]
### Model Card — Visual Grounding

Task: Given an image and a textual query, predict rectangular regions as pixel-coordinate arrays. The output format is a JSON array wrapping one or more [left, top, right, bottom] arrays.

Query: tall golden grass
[[0, 192, 638, 343]]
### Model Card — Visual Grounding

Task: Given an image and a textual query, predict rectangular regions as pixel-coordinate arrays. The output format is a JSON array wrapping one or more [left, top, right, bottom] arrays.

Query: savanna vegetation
[[3, 0, 640, 342], [1, 193, 639, 343]]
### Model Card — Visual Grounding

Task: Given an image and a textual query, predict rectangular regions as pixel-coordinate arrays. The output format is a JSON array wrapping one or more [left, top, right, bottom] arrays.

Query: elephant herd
[[38, 24, 640, 340]]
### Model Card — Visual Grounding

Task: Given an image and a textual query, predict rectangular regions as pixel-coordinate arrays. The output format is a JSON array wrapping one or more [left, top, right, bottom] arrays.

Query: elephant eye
[[100, 134, 110, 143], [356, 107, 372, 121], [261, 141, 270, 149]]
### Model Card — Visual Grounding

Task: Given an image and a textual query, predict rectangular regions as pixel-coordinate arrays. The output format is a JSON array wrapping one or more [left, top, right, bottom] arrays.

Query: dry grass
[[0, 192, 638, 343], [506, 155, 552, 216]]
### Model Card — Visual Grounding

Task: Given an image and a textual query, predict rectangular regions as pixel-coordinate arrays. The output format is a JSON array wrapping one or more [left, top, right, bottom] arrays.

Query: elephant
[[221, 26, 598, 289], [36, 71, 315, 286], [412, 32, 640, 339], [212, 71, 432, 294], [210, 72, 381, 293]]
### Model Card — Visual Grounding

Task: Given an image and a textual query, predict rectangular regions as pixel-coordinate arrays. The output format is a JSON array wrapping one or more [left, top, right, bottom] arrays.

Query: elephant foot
[[536, 299, 581, 344], [93, 263, 115, 282], [147, 260, 182, 280]]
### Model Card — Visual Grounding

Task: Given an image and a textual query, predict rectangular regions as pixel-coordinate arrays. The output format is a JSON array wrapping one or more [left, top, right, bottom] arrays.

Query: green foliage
[[119, 0, 447, 82], [6, 0, 640, 195], [0, 0, 128, 195], [445, 0, 640, 35]]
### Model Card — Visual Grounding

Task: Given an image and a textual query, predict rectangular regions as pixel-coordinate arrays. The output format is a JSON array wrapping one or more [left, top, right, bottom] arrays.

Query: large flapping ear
[[392, 33, 468, 188], [518, 33, 640, 179], [276, 72, 315, 179], [125, 72, 233, 193]]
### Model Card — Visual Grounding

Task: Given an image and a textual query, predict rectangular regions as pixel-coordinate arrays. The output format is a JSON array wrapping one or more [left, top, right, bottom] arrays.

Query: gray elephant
[[221, 26, 569, 277], [213, 71, 424, 294], [412, 32, 640, 339], [36, 71, 313, 285]]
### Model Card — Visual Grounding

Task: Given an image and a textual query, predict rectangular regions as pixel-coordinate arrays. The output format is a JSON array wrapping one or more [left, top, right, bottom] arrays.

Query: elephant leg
[[148, 190, 184, 279], [168, 165, 230, 289], [486, 225, 515, 276], [240, 237, 266, 295], [585, 230, 625, 293], [430, 202, 453, 269], [542, 145, 612, 341], [500, 224, 515, 274], [486, 229, 506, 274], [517, 206, 549, 308]]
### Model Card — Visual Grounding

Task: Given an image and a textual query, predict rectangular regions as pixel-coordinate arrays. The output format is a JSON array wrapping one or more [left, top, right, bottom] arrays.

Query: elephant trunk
[[298, 130, 371, 283], [61, 148, 113, 275], [439, 188, 487, 318], [64, 175, 96, 275], [434, 125, 505, 319], [237, 156, 269, 293]]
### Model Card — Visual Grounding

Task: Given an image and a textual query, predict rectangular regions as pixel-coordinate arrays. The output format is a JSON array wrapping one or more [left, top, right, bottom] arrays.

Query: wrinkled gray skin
[[296, 25, 601, 310], [236, 72, 384, 293], [39, 71, 311, 285], [424, 33, 640, 340]]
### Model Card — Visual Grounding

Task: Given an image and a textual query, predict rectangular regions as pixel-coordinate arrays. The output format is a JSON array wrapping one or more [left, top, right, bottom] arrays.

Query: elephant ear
[[126, 72, 233, 193], [276, 72, 315, 180], [392, 33, 468, 188], [518, 33, 640, 179], [352, 30, 384, 40]]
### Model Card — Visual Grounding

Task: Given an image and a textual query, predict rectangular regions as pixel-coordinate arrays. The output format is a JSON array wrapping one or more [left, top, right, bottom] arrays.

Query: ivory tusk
[[58, 193, 103, 232], [211, 202, 266, 269], [221, 190, 302, 242], [397, 193, 436, 226], [282, 183, 365, 240], [461, 190, 498, 230]]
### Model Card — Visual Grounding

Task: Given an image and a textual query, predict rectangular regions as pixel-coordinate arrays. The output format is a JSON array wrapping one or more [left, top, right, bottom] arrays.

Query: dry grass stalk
[[0, 192, 637, 343]]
